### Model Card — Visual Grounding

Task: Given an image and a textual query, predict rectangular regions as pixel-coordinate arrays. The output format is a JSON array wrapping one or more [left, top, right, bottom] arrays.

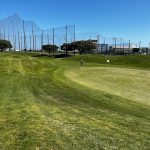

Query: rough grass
[[0, 53, 150, 150]]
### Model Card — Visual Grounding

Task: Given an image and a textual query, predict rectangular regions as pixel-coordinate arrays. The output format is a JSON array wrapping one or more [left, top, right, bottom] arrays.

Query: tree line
[[0, 39, 97, 55], [42, 40, 97, 55]]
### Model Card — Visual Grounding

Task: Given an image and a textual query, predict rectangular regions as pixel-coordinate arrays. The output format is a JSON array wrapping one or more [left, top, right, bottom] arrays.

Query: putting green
[[65, 67, 150, 105]]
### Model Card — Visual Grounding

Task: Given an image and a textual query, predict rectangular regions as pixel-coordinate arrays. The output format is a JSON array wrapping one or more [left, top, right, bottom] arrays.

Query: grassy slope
[[66, 54, 150, 69], [0, 53, 150, 150]]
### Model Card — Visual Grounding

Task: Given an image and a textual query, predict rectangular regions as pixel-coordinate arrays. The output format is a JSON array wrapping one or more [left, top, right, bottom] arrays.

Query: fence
[[0, 14, 75, 51], [0, 14, 141, 54]]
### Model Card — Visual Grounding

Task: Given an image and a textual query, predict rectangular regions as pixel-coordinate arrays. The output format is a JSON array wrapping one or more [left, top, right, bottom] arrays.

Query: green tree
[[0, 40, 12, 52], [61, 40, 96, 55], [72, 40, 96, 54], [61, 43, 76, 55], [42, 44, 58, 55], [60, 43, 70, 55]]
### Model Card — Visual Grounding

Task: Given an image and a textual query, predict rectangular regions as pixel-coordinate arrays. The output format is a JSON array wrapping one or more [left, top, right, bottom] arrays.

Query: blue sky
[[0, 0, 150, 46]]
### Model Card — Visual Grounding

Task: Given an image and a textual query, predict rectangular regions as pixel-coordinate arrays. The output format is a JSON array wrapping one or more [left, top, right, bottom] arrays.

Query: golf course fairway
[[0, 53, 149, 150], [65, 67, 150, 105]]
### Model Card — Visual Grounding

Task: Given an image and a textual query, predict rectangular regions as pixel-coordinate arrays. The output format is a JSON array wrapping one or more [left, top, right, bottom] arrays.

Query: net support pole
[[53, 28, 55, 55], [23, 20, 27, 52]]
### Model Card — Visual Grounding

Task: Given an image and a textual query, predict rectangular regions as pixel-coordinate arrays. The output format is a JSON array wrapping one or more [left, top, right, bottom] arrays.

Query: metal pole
[[41, 30, 44, 53], [97, 34, 99, 53], [18, 30, 20, 51], [139, 41, 141, 53], [65, 26, 68, 55], [115, 37, 116, 49], [14, 34, 16, 51], [149, 42, 150, 54], [139, 41, 141, 49], [30, 35, 32, 51], [53, 27, 55, 55], [34, 35, 36, 51], [13, 29, 15, 50], [23, 20, 26, 52], [47, 34, 49, 44], [65, 25, 67, 44], [74, 24, 75, 42], [8, 29, 10, 41], [21, 36, 22, 51], [113, 37, 114, 48], [32, 24, 34, 51], [123, 43, 125, 54], [0, 27, 1, 39], [129, 40, 131, 53], [120, 38, 122, 51], [3, 25, 5, 40]]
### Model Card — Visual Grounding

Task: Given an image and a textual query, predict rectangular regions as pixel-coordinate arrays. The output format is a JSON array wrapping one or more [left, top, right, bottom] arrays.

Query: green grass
[[0, 53, 150, 150], [65, 67, 150, 105], [66, 54, 150, 68]]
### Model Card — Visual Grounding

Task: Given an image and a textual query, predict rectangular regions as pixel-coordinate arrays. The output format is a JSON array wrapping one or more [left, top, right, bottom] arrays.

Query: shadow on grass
[[31, 53, 72, 58], [54, 54, 72, 58]]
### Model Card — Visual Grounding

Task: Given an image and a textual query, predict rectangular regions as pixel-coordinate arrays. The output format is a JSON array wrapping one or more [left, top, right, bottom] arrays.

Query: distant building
[[98, 44, 109, 53], [109, 44, 137, 54]]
